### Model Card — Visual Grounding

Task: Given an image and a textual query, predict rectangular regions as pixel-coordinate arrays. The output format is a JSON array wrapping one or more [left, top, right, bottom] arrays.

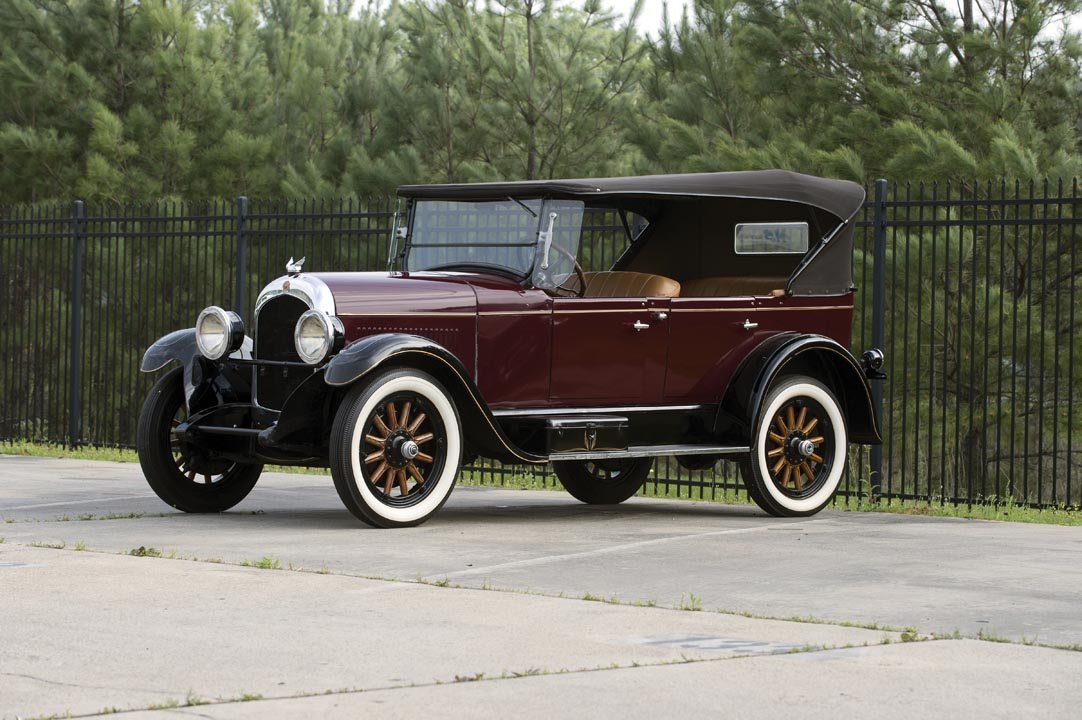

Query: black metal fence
[[1, 180, 1079, 508]]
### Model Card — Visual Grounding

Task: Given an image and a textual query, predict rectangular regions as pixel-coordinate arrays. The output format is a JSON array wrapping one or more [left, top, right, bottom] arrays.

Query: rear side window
[[734, 222, 809, 254]]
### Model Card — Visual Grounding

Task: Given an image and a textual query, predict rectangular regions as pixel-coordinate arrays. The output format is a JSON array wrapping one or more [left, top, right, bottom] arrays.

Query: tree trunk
[[525, 1, 538, 180]]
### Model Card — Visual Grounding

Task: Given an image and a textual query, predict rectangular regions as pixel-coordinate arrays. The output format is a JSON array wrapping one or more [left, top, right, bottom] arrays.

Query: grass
[[4, 440, 1080, 526], [241, 555, 282, 570], [678, 592, 704, 611], [844, 498, 1082, 526]]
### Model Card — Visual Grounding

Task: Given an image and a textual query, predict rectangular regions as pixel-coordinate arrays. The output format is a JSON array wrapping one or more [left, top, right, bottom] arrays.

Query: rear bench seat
[[680, 276, 787, 298]]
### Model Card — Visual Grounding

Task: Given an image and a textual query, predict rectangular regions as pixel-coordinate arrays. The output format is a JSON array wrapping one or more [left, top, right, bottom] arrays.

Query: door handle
[[742, 319, 758, 331], [633, 320, 650, 332], [653, 311, 668, 321]]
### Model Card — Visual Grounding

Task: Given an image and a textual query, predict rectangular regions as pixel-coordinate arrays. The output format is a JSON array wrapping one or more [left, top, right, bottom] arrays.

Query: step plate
[[548, 444, 749, 462]]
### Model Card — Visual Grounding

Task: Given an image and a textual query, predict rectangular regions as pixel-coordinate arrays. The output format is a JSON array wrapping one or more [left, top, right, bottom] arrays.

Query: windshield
[[405, 199, 543, 277], [403, 198, 585, 286]]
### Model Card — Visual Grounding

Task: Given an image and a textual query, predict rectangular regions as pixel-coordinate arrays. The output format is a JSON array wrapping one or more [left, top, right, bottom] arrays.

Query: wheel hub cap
[[398, 438, 420, 461]]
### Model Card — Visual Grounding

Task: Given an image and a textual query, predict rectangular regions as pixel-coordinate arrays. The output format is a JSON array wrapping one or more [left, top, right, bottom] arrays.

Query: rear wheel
[[330, 368, 462, 528], [136, 368, 263, 513], [553, 457, 653, 505], [742, 375, 847, 517]]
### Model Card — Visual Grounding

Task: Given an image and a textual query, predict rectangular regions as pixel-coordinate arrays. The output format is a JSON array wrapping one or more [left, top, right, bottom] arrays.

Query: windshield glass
[[405, 199, 543, 277], [530, 200, 585, 291]]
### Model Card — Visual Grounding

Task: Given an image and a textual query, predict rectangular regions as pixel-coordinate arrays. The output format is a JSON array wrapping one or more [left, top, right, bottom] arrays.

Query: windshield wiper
[[508, 196, 537, 218]]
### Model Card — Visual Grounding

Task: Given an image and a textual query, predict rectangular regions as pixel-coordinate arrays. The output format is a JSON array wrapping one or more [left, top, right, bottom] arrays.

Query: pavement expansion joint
[[43, 642, 926, 720]]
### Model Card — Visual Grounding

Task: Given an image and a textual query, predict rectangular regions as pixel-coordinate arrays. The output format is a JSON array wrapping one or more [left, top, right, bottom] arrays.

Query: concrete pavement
[[2, 455, 1081, 718]]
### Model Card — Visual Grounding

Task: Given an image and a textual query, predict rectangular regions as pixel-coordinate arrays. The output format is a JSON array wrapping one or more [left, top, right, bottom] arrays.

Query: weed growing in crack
[[241, 556, 281, 570], [454, 672, 485, 682], [679, 593, 703, 611]]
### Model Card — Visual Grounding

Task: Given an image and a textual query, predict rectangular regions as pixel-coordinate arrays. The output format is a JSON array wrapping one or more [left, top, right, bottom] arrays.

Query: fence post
[[68, 200, 85, 448], [235, 197, 249, 317], [869, 179, 888, 499]]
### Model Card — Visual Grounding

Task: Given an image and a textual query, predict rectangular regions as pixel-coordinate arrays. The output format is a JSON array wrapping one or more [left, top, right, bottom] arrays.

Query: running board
[[548, 444, 749, 462]]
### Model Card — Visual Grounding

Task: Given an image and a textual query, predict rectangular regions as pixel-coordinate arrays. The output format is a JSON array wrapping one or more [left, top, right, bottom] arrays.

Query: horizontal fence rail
[[1, 181, 1079, 509]]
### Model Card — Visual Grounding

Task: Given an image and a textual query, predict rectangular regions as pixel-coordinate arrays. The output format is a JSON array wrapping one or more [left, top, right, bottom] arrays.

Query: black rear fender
[[718, 334, 882, 445]]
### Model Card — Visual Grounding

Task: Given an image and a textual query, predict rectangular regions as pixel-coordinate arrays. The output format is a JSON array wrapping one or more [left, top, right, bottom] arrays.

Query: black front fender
[[140, 329, 253, 408], [141, 328, 199, 373], [324, 334, 459, 387], [325, 334, 545, 464], [719, 333, 882, 445]]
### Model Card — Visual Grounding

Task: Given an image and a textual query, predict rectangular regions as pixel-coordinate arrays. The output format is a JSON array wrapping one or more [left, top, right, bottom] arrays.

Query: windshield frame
[[397, 197, 554, 281]]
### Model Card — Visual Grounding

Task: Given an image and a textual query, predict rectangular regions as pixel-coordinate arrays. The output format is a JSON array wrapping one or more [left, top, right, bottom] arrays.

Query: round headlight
[[195, 306, 244, 360], [294, 310, 343, 365]]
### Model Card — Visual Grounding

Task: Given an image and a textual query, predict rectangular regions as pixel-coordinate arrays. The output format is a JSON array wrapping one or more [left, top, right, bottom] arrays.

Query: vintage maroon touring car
[[138, 170, 883, 527]]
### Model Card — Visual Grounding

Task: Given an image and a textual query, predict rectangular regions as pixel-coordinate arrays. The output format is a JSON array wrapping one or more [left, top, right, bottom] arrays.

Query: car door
[[663, 295, 763, 402], [549, 296, 671, 404]]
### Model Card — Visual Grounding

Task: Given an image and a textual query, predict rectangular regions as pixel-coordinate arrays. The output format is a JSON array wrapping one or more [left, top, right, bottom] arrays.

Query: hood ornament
[[286, 256, 306, 275]]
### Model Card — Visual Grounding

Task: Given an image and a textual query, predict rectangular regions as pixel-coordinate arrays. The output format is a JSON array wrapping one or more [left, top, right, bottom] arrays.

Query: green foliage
[[241, 555, 282, 569], [1, 1, 1078, 204]]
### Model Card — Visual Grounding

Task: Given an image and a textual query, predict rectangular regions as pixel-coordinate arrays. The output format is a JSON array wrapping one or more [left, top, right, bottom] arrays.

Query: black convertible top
[[398, 170, 866, 223]]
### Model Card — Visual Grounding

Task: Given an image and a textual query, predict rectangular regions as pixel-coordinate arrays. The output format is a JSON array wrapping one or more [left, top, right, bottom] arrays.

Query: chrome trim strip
[[492, 404, 706, 418], [669, 306, 852, 313], [478, 310, 551, 317], [549, 444, 749, 461], [255, 274, 336, 316], [553, 308, 649, 314], [339, 311, 476, 318]]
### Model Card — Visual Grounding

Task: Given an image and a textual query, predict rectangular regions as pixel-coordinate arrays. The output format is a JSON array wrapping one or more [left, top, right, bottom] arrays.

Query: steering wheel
[[546, 241, 588, 298]]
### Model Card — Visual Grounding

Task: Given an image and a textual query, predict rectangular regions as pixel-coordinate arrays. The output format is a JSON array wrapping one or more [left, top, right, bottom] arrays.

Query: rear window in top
[[734, 222, 809, 254]]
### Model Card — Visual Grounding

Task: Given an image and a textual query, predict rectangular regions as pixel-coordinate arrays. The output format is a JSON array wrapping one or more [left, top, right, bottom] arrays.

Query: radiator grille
[[254, 295, 309, 409]]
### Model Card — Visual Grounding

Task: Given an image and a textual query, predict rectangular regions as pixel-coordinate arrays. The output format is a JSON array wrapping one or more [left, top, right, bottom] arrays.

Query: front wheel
[[330, 368, 462, 528], [136, 367, 263, 513], [552, 457, 653, 505], [741, 375, 848, 517]]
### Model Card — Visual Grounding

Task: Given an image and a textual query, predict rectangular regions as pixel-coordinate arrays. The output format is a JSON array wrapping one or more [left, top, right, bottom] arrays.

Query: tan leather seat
[[570, 271, 681, 298], [681, 276, 787, 298]]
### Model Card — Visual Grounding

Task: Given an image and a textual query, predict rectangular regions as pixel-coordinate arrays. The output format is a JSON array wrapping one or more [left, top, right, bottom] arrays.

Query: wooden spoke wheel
[[331, 368, 462, 528], [359, 392, 446, 508], [741, 375, 847, 518], [763, 396, 833, 500], [137, 367, 263, 513]]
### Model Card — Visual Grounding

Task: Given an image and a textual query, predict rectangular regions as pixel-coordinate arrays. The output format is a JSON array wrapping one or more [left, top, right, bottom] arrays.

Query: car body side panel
[[664, 294, 855, 403], [473, 283, 553, 408], [311, 271, 480, 379], [549, 297, 670, 404]]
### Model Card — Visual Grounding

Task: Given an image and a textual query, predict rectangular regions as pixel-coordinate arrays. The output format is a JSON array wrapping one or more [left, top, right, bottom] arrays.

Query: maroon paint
[[549, 297, 670, 404], [313, 272, 479, 376], [472, 282, 553, 407], [665, 293, 854, 402], [311, 271, 855, 410]]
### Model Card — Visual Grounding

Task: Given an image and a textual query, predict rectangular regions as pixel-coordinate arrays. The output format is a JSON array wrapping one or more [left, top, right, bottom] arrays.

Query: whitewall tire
[[330, 368, 462, 528], [741, 375, 847, 517]]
